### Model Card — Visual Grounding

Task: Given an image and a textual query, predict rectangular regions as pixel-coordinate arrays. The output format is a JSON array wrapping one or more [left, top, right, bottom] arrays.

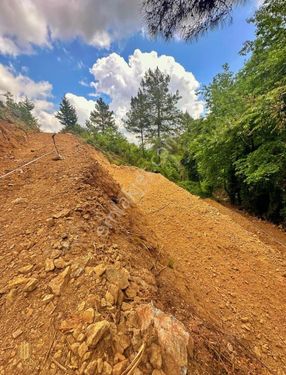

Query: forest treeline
[[1, 0, 285, 224]]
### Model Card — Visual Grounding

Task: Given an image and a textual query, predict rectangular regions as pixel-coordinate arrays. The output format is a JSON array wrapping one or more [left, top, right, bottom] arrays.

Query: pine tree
[[88, 98, 116, 133], [55, 96, 78, 130], [141, 67, 182, 147], [125, 89, 150, 154], [17, 97, 38, 129]]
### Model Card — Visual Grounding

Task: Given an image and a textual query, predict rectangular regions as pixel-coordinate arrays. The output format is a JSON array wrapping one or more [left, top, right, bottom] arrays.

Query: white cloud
[[0, 63, 61, 132], [0, 64, 52, 100], [0, 0, 141, 55], [90, 49, 204, 121], [66, 93, 95, 125]]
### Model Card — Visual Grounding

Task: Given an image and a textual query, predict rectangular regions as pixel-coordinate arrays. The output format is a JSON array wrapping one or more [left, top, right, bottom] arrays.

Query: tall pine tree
[[56, 96, 78, 130], [142, 67, 182, 147], [125, 89, 150, 154], [88, 98, 116, 133]]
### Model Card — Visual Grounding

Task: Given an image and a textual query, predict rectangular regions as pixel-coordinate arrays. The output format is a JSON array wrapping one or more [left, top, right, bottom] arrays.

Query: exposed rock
[[42, 294, 54, 303], [125, 283, 138, 299], [6, 289, 17, 303], [24, 277, 38, 292], [86, 320, 110, 348], [12, 329, 23, 339], [54, 257, 66, 269], [78, 342, 89, 358], [18, 264, 33, 274], [114, 334, 131, 354], [121, 302, 131, 311], [109, 284, 119, 305], [94, 263, 107, 278], [81, 308, 95, 324], [53, 208, 70, 219], [12, 198, 28, 205], [60, 318, 80, 332], [50, 250, 62, 259], [105, 266, 130, 290], [84, 360, 98, 375], [112, 359, 128, 375], [105, 291, 115, 305], [8, 276, 28, 289], [45, 258, 55, 272], [137, 304, 190, 375], [102, 361, 112, 375], [152, 370, 166, 375], [48, 266, 70, 296], [150, 343, 162, 370]]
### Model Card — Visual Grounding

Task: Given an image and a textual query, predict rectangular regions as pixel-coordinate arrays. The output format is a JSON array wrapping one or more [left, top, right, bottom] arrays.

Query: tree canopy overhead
[[143, 0, 244, 40]]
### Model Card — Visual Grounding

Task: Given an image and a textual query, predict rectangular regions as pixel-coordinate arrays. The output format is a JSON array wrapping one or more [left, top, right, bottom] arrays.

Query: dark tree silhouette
[[142, 0, 244, 41]]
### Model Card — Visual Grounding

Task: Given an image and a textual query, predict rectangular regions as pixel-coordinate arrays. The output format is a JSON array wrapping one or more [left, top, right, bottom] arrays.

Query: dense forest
[[1, 0, 285, 224]]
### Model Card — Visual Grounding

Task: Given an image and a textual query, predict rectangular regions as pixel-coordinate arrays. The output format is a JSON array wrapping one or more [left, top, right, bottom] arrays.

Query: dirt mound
[[0, 128, 275, 374], [0, 121, 28, 157]]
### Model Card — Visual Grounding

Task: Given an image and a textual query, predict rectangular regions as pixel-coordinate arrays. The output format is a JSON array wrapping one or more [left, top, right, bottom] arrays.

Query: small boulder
[[105, 266, 129, 290], [86, 320, 110, 348], [45, 258, 55, 272], [78, 342, 89, 358], [8, 276, 29, 289], [81, 308, 95, 324], [54, 257, 66, 269], [112, 359, 128, 375], [24, 278, 38, 292], [18, 264, 33, 274], [94, 263, 107, 278], [137, 304, 190, 375], [48, 266, 70, 296]]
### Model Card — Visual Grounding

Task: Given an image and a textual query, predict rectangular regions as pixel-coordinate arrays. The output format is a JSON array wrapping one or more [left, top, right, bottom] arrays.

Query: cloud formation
[[66, 93, 95, 125], [90, 49, 204, 122], [0, 0, 141, 55], [0, 64, 61, 132]]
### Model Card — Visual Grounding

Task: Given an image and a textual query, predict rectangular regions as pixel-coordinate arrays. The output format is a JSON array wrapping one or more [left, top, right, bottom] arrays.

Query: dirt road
[[0, 127, 285, 374]]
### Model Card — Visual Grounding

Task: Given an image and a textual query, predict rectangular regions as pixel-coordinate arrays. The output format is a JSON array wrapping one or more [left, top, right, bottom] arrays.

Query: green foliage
[[0, 92, 39, 130], [87, 98, 116, 134], [125, 89, 150, 154], [56, 96, 78, 130], [125, 68, 183, 159]]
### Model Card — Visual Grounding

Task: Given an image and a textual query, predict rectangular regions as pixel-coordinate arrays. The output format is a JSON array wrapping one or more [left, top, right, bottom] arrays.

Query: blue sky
[[0, 0, 259, 132]]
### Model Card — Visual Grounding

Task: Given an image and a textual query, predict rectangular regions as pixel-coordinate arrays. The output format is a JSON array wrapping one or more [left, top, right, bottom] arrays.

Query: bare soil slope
[[110, 165, 286, 375], [0, 126, 284, 375]]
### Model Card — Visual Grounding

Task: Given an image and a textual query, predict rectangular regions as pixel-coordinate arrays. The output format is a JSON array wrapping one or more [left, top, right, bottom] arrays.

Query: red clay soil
[[0, 124, 285, 374]]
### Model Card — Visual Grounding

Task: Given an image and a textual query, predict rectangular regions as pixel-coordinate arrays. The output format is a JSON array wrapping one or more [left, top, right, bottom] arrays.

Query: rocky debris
[[94, 263, 107, 278], [105, 266, 130, 290], [8, 276, 29, 289], [150, 343, 162, 370], [86, 320, 110, 348], [12, 329, 23, 339], [54, 257, 67, 269], [42, 294, 54, 303], [137, 303, 191, 375], [48, 266, 70, 296], [12, 197, 28, 205], [23, 277, 38, 292], [52, 208, 71, 219], [18, 264, 33, 274], [81, 308, 95, 324], [45, 258, 55, 272]]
